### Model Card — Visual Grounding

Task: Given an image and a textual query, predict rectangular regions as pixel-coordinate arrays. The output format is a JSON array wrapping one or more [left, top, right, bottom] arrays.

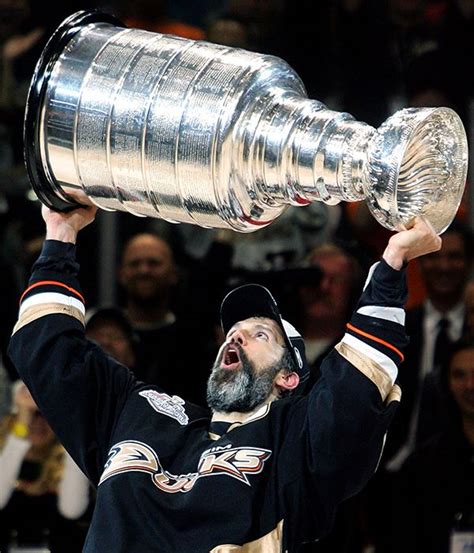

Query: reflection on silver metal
[[25, 11, 468, 234]]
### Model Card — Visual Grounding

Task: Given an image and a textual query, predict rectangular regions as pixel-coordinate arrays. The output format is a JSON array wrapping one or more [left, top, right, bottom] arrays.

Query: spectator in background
[[377, 338, 474, 553], [86, 307, 137, 370], [0, 381, 90, 552], [297, 243, 364, 381], [117, 232, 214, 405], [364, 221, 473, 552]]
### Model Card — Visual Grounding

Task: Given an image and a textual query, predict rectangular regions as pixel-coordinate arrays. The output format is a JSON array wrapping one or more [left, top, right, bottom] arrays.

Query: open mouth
[[221, 343, 241, 370]]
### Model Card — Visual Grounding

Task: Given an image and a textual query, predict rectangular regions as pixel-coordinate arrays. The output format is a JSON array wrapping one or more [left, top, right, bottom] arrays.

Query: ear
[[275, 371, 300, 391]]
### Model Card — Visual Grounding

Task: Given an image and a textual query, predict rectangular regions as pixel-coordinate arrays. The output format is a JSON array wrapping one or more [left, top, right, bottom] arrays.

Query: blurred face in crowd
[[300, 250, 353, 323], [87, 321, 135, 368], [207, 317, 296, 412], [15, 383, 55, 447], [449, 347, 474, 419], [119, 234, 177, 304], [419, 231, 470, 304], [28, 412, 55, 448]]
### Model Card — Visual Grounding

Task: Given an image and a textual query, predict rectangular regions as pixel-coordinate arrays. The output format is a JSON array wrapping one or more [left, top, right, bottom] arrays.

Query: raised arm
[[338, 217, 441, 398], [281, 218, 441, 541], [8, 206, 137, 485]]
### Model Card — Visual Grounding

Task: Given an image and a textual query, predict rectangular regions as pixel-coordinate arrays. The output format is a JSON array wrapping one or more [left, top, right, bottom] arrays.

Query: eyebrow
[[228, 321, 280, 338]]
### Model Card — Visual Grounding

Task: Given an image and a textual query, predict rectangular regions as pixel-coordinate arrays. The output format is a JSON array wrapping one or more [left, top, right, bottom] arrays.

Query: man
[[297, 243, 363, 374], [118, 233, 178, 331], [8, 204, 440, 552], [379, 338, 474, 553], [86, 307, 137, 369], [118, 232, 213, 404]]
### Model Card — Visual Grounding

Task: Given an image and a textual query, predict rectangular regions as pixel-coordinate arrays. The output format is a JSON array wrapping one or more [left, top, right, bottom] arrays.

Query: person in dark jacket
[[377, 337, 474, 553], [8, 204, 441, 553]]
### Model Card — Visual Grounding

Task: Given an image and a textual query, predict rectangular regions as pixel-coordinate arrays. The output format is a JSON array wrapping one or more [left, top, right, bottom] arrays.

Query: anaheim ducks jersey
[[8, 240, 407, 553]]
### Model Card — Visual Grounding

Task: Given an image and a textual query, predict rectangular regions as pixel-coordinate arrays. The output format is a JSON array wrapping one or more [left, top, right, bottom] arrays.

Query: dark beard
[[206, 345, 281, 413]]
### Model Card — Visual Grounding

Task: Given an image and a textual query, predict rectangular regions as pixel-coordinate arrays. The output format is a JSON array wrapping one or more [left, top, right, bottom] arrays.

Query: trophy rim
[[23, 9, 125, 212]]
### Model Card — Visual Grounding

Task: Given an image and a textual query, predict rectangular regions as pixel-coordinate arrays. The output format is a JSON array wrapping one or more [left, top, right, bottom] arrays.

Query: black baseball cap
[[220, 284, 309, 384]]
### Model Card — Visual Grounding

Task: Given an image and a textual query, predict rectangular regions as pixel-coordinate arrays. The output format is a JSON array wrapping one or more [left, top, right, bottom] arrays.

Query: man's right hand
[[382, 217, 442, 270], [42, 204, 98, 244]]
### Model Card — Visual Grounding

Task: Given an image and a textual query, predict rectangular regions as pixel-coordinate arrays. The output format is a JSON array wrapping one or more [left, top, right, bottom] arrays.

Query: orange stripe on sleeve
[[346, 322, 404, 362], [20, 280, 85, 305]]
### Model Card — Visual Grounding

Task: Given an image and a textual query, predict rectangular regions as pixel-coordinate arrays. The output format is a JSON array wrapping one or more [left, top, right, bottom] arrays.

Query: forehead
[[229, 317, 284, 338], [451, 348, 474, 369], [87, 320, 127, 335], [122, 235, 172, 262]]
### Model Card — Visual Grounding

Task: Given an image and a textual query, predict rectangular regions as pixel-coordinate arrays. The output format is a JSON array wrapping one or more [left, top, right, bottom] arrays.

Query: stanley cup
[[24, 10, 468, 234]]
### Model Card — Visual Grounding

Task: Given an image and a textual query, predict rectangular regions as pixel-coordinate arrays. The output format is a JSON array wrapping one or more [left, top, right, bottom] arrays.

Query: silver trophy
[[24, 10, 468, 234]]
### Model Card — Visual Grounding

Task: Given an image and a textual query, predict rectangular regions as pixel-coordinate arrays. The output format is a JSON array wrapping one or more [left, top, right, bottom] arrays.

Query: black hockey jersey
[[8, 240, 407, 552]]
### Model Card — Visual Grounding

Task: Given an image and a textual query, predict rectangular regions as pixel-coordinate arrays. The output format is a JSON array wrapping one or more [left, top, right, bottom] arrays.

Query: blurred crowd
[[0, 0, 473, 552]]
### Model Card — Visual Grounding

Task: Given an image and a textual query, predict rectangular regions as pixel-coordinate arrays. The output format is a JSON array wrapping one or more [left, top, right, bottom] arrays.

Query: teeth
[[223, 345, 239, 366]]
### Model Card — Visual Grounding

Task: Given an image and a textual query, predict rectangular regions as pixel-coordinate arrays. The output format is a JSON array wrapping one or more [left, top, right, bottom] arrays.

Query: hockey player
[[8, 204, 441, 552]]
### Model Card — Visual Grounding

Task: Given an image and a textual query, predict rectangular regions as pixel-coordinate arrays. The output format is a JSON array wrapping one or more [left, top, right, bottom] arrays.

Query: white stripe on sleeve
[[19, 292, 85, 318], [357, 305, 405, 325], [342, 333, 398, 384]]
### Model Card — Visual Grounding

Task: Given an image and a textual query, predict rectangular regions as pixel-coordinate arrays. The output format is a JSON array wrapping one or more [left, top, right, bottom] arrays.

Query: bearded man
[[8, 203, 441, 553]]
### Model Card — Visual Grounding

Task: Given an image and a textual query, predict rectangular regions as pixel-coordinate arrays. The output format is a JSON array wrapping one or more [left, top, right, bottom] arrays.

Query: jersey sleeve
[[7, 240, 137, 485], [280, 260, 408, 546]]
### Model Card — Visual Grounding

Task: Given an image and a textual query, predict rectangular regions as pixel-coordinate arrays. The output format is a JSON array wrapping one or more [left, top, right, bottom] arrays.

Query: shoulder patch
[[139, 390, 189, 426]]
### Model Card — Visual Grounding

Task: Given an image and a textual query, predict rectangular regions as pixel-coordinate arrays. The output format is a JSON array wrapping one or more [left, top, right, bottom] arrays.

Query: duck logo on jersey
[[100, 441, 272, 493], [139, 390, 189, 426]]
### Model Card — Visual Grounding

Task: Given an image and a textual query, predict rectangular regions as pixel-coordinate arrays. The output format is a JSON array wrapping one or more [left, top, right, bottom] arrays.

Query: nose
[[319, 273, 331, 292], [230, 329, 247, 346], [318, 270, 337, 295], [136, 260, 153, 273]]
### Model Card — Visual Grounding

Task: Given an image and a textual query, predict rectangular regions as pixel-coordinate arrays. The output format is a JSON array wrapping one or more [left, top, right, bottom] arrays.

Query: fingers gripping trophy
[[24, 10, 468, 234]]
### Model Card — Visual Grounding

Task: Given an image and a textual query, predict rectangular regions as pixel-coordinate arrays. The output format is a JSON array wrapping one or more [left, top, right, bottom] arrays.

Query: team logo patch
[[100, 441, 272, 493], [139, 390, 189, 426]]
